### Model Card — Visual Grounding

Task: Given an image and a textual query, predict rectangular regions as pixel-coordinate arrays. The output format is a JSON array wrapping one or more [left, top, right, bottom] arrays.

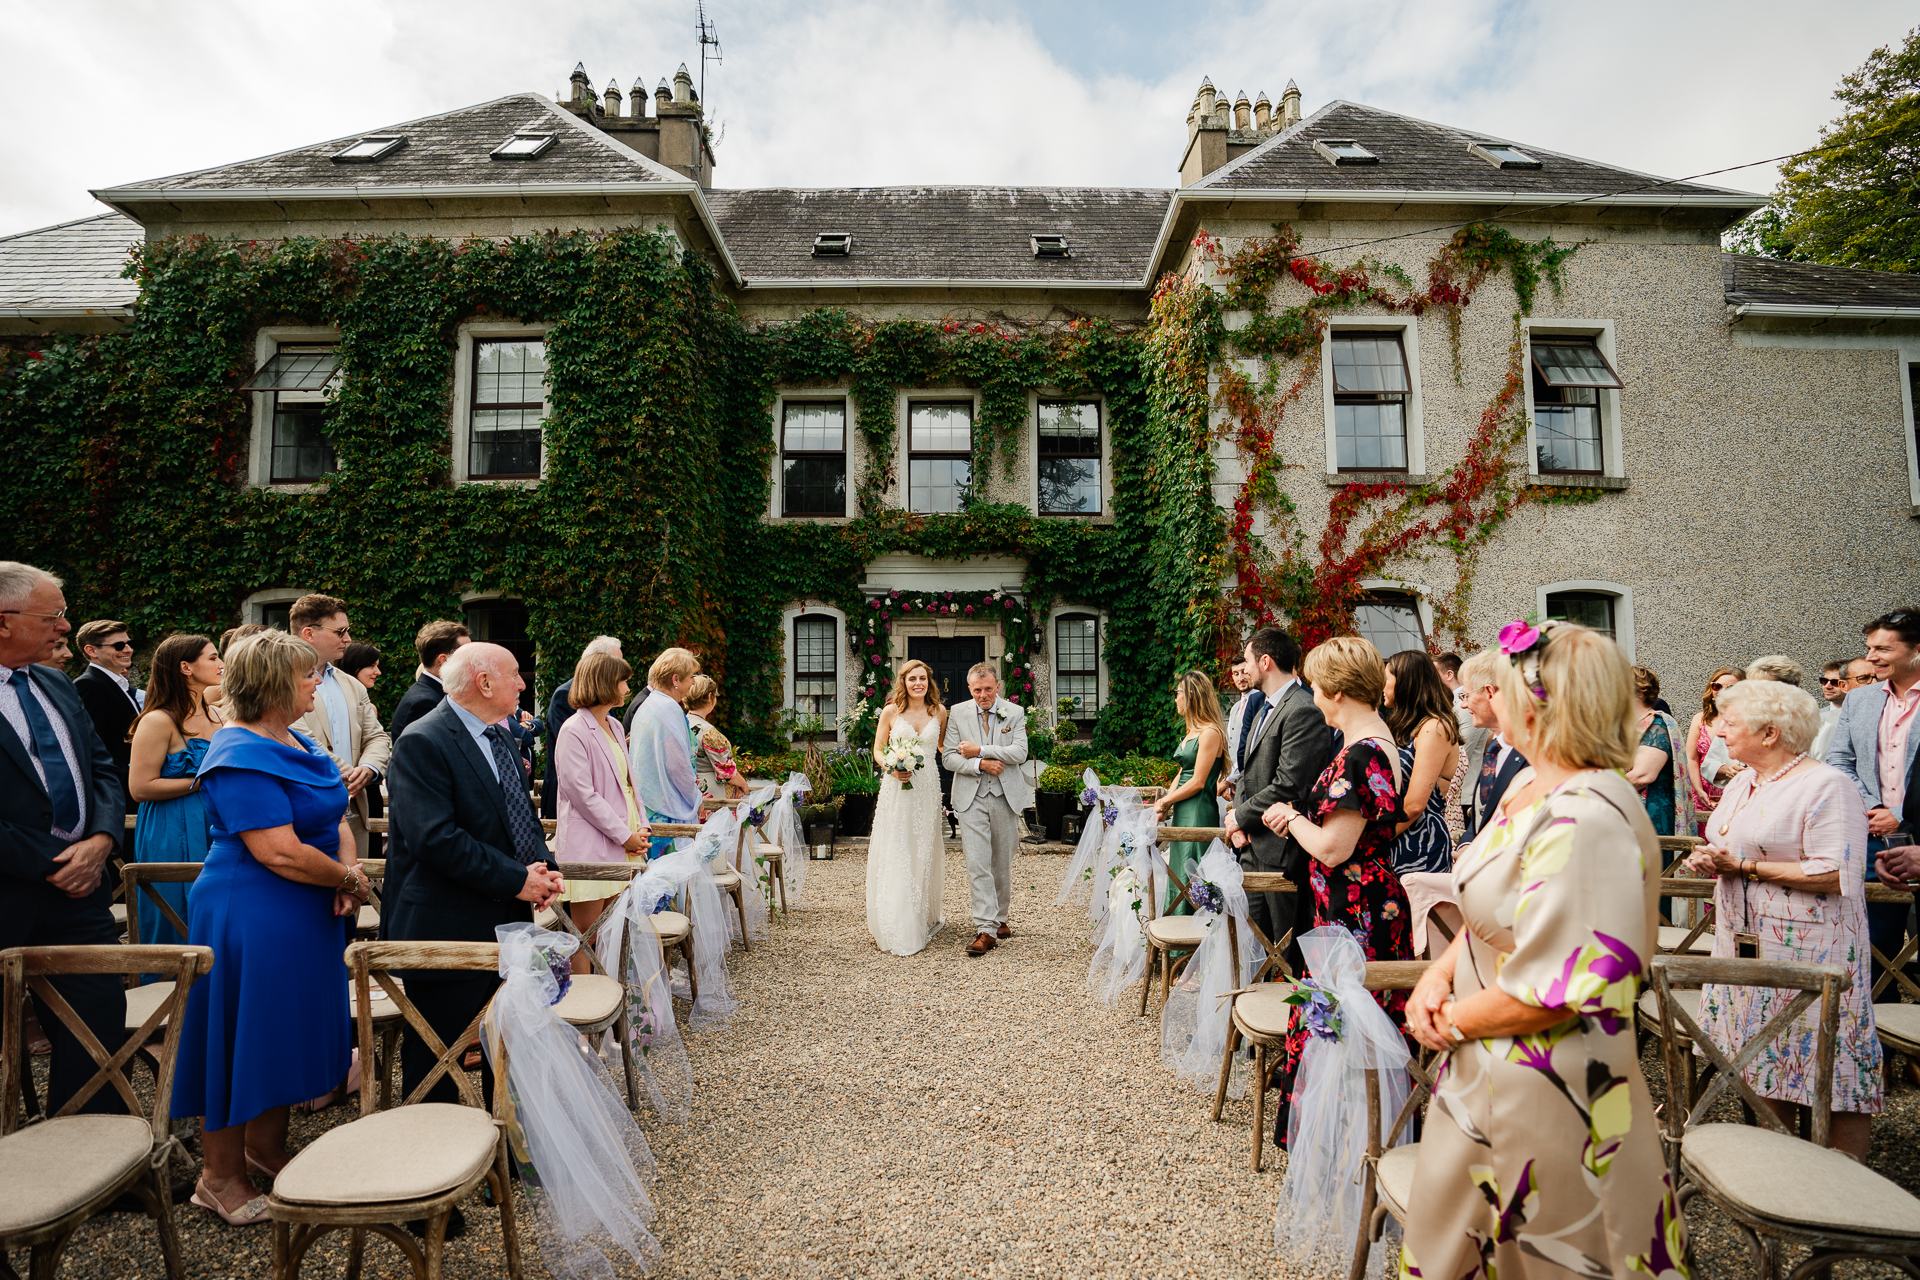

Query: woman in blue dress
[[126, 634, 224, 957], [172, 630, 373, 1226]]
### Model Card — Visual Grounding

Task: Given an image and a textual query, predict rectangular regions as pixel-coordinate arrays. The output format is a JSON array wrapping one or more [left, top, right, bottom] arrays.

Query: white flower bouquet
[[879, 727, 928, 790]]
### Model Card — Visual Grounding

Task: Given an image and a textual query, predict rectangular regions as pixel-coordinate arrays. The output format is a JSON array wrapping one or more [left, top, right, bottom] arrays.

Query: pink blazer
[[555, 711, 638, 865]]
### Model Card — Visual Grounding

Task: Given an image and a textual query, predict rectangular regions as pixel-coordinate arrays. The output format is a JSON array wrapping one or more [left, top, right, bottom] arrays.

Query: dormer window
[[812, 233, 852, 257], [1031, 234, 1070, 259], [1314, 139, 1378, 166], [332, 135, 406, 163], [1470, 142, 1542, 170], [491, 132, 556, 161]]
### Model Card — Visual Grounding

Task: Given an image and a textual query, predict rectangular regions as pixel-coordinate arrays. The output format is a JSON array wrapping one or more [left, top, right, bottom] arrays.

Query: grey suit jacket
[[940, 698, 1031, 812], [1828, 681, 1920, 811], [1231, 680, 1331, 876]]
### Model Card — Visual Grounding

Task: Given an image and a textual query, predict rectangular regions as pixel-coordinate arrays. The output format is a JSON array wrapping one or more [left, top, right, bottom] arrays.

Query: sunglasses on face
[[100, 641, 133, 651], [1820, 676, 1846, 686]]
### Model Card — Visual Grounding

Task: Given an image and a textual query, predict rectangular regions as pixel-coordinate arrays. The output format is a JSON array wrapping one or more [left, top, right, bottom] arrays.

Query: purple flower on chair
[[1186, 879, 1224, 915]]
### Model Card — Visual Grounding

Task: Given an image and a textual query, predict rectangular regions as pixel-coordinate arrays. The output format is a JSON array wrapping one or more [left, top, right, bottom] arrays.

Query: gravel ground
[[36, 846, 1920, 1277]]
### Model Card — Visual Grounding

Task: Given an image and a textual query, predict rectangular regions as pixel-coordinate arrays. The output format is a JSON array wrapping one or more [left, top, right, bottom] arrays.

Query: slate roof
[[705, 187, 1171, 285], [1193, 100, 1760, 203], [0, 213, 141, 312], [1723, 253, 1920, 312], [95, 94, 686, 196]]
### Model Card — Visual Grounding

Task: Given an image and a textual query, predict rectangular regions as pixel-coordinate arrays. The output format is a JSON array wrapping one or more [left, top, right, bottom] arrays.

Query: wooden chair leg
[[733, 891, 750, 951], [494, 1142, 525, 1280], [1159, 948, 1179, 1012], [424, 1210, 449, 1280], [271, 1220, 292, 1280], [1212, 1021, 1242, 1122], [771, 858, 787, 914], [682, 938, 699, 1008], [1252, 1042, 1269, 1173], [615, 1001, 639, 1113], [147, 1162, 186, 1280]]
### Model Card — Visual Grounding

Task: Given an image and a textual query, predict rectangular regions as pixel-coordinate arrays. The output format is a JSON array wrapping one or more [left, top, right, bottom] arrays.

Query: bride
[[866, 659, 948, 956]]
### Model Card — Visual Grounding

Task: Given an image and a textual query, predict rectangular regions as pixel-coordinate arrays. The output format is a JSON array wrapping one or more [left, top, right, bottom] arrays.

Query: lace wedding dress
[[865, 717, 946, 956]]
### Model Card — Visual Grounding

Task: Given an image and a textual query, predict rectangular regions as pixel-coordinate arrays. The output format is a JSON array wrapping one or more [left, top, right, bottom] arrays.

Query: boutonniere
[[991, 704, 1010, 727]]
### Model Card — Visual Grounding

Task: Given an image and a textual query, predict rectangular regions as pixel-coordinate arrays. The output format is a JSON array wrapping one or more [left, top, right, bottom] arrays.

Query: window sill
[[459, 476, 542, 489], [1325, 472, 1433, 487], [1528, 474, 1628, 492], [771, 512, 853, 523], [256, 480, 331, 494]]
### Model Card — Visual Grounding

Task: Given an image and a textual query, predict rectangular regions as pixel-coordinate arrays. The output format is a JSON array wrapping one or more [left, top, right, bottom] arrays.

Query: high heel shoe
[[190, 1179, 270, 1226], [245, 1151, 282, 1181]]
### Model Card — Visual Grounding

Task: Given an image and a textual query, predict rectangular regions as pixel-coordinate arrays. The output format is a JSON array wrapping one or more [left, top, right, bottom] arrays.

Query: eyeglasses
[[100, 641, 133, 652], [321, 626, 351, 639], [0, 609, 67, 621]]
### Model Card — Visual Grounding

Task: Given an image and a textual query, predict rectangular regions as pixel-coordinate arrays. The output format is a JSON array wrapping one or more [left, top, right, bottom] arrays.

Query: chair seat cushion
[[1145, 917, 1207, 948], [533, 905, 561, 930], [0, 1115, 154, 1233], [650, 911, 691, 944], [357, 904, 379, 931], [754, 843, 783, 858], [1683, 1123, 1920, 1238], [109, 903, 127, 927], [124, 981, 175, 1033], [1658, 925, 1711, 954], [555, 973, 623, 1027], [273, 1104, 498, 1206], [1231, 983, 1296, 1039], [1635, 988, 1701, 1027], [1375, 1143, 1421, 1220], [350, 978, 406, 1025], [711, 869, 742, 891], [1875, 1002, 1920, 1050]]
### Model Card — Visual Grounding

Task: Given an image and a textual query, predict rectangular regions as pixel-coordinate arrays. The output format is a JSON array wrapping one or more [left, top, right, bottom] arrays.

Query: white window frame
[[1523, 319, 1625, 480], [1045, 604, 1109, 721], [768, 389, 856, 522], [242, 587, 310, 627], [1537, 580, 1635, 660], [1322, 319, 1427, 480], [1354, 579, 1433, 652], [781, 603, 846, 735], [452, 321, 555, 487], [1026, 391, 1112, 520], [247, 326, 339, 492], [895, 389, 983, 511]]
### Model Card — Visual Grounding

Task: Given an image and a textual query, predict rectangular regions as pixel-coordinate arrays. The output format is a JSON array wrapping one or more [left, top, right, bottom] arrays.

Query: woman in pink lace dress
[[1686, 678, 1880, 1159], [1683, 667, 1741, 837]]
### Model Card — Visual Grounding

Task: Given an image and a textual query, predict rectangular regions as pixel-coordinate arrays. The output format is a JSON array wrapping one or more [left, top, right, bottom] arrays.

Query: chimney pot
[[672, 64, 693, 104], [1281, 80, 1302, 128], [1234, 90, 1251, 130], [630, 76, 648, 117], [1197, 78, 1217, 120], [1254, 91, 1272, 130], [656, 78, 671, 107], [569, 63, 592, 105], [604, 79, 622, 115]]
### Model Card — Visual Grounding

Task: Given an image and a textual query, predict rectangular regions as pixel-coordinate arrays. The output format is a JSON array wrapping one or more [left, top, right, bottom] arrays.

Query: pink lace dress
[[1689, 720, 1723, 837]]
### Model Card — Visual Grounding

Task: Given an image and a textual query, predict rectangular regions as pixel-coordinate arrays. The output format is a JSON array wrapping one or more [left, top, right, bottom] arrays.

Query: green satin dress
[[1165, 734, 1224, 913]]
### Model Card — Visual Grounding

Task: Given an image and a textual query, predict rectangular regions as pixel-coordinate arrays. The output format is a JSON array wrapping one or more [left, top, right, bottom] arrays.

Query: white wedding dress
[[865, 717, 946, 956]]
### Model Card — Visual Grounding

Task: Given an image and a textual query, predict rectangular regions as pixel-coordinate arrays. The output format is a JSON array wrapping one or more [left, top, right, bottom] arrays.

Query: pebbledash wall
[[3, 67, 1918, 753]]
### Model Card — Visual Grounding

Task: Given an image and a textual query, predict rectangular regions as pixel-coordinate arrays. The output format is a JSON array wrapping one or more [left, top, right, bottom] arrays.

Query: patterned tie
[[1476, 744, 1503, 823], [485, 725, 548, 866], [1238, 689, 1268, 770], [9, 670, 80, 832]]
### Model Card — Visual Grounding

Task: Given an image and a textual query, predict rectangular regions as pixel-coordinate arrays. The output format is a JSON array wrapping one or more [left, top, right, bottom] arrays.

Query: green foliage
[[738, 750, 805, 780], [1026, 728, 1055, 764], [1037, 764, 1082, 793]]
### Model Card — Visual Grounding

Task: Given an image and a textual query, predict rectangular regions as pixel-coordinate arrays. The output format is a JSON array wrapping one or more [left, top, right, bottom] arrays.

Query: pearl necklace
[[1717, 752, 1808, 836]]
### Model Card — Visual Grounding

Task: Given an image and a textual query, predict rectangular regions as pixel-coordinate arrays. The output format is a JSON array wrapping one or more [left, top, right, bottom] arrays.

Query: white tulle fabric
[[1086, 809, 1161, 1005], [1056, 772, 1148, 945], [1159, 840, 1265, 1095], [594, 873, 694, 1125], [1273, 926, 1412, 1279], [730, 783, 777, 945], [485, 923, 661, 1279], [622, 810, 739, 1031], [865, 718, 946, 956], [762, 771, 810, 907], [1054, 768, 1106, 907]]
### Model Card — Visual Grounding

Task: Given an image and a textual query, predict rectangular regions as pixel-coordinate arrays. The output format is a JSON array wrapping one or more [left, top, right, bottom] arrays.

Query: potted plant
[[799, 735, 840, 854], [1035, 764, 1081, 843], [828, 744, 879, 837]]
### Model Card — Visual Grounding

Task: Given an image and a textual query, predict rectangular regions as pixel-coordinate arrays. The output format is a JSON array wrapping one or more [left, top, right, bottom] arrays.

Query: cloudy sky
[[4, 0, 1913, 234]]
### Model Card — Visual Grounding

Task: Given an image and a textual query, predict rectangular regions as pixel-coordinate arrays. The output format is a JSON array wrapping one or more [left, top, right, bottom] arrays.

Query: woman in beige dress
[[1402, 620, 1684, 1279]]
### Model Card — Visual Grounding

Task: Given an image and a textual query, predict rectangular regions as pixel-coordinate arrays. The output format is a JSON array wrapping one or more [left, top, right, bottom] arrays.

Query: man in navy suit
[[0, 563, 127, 1113], [1456, 648, 1527, 846], [386, 642, 564, 1109], [388, 619, 469, 740]]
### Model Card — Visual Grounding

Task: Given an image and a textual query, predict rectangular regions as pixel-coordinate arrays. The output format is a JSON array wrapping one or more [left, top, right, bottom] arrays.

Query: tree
[[1727, 25, 1920, 273]]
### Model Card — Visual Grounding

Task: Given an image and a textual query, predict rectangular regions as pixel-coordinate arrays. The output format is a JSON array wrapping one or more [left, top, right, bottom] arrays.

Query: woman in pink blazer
[[555, 651, 652, 963]]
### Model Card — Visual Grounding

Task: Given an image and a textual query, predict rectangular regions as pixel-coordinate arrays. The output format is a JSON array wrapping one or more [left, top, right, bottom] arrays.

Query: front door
[[907, 635, 985, 819]]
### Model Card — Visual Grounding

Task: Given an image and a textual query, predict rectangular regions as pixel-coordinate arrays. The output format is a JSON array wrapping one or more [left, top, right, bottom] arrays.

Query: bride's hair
[[887, 659, 945, 714]]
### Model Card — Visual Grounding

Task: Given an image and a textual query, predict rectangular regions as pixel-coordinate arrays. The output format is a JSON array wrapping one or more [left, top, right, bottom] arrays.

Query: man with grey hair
[[942, 662, 1030, 956], [543, 635, 624, 818], [1747, 654, 1804, 688], [0, 562, 128, 1114]]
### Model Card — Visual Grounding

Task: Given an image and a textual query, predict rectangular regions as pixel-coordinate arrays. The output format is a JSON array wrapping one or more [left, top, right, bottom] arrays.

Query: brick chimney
[[1182, 76, 1295, 185], [558, 59, 716, 187]]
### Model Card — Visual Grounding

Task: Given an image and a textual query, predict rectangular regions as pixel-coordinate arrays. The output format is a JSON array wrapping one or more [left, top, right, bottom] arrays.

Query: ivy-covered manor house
[[2, 63, 1918, 753]]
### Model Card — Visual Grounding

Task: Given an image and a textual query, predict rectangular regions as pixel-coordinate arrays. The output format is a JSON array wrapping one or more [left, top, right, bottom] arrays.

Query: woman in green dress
[[1151, 671, 1227, 913]]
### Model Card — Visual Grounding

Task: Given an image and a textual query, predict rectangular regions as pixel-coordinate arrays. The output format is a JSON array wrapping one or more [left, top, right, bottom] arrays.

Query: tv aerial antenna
[[696, 1, 722, 107]]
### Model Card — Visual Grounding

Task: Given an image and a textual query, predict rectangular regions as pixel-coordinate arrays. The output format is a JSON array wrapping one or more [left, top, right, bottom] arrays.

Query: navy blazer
[[1828, 681, 1920, 813], [388, 673, 446, 741], [383, 696, 532, 964], [539, 679, 575, 818], [72, 665, 139, 814], [1460, 740, 1529, 846], [0, 664, 123, 894], [1231, 680, 1332, 877]]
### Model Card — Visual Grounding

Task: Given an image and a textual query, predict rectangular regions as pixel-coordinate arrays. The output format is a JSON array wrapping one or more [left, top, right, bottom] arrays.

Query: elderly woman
[[628, 647, 704, 857], [1403, 621, 1682, 1277], [555, 651, 651, 967], [685, 675, 747, 799], [1684, 678, 1880, 1159], [171, 631, 369, 1225]]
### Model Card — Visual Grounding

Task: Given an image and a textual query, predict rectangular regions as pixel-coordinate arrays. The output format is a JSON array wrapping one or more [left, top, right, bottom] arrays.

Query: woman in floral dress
[[1403, 621, 1684, 1280], [1259, 636, 1410, 1151], [684, 675, 748, 799]]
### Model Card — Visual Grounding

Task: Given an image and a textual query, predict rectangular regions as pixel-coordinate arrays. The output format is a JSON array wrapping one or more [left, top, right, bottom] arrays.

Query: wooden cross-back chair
[[1137, 838, 1202, 1018], [117, 863, 207, 1078], [1344, 959, 1437, 1280], [0, 944, 212, 1280], [1651, 954, 1920, 1278], [1201, 871, 1302, 1172], [267, 941, 523, 1280], [714, 824, 756, 946]]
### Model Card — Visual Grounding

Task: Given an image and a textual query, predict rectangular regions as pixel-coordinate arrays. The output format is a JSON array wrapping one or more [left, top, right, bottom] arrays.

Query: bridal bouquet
[[880, 728, 927, 789]]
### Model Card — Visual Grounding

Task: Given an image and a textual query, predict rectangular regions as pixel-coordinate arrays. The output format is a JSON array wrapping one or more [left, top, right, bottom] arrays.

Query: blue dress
[[172, 727, 353, 1130], [132, 738, 211, 960], [1389, 742, 1454, 876]]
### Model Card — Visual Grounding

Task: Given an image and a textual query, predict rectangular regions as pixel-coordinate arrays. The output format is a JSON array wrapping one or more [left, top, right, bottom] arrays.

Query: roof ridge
[[706, 185, 1175, 196], [0, 211, 135, 247]]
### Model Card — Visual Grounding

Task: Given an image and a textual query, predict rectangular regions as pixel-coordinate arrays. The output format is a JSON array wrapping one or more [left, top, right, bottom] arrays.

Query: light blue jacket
[[1827, 681, 1920, 811]]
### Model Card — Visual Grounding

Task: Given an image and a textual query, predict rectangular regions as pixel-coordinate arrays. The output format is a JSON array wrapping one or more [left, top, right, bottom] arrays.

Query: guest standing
[[1626, 665, 1683, 837], [171, 631, 370, 1225], [1684, 667, 1742, 834], [1151, 671, 1226, 908], [684, 674, 748, 799], [1455, 648, 1526, 847], [338, 643, 382, 691], [389, 620, 470, 740], [126, 633, 224, 951], [1381, 649, 1460, 875], [1814, 659, 1850, 760], [1219, 656, 1254, 801], [554, 652, 651, 966], [73, 617, 141, 813], [628, 647, 703, 858], [1402, 619, 1680, 1278], [541, 635, 623, 817], [1685, 678, 1881, 1160], [0, 563, 126, 1115], [1259, 635, 1411, 1149], [289, 595, 391, 860]]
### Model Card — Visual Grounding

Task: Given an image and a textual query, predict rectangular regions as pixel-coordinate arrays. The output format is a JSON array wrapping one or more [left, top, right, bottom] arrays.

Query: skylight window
[[1031, 234, 1071, 258], [491, 132, 556, 161], [1313, 139, 1379, 166], [1470, 141, 1543, 170], [332, 135, 406, 163], [812, 232, 853, 257]]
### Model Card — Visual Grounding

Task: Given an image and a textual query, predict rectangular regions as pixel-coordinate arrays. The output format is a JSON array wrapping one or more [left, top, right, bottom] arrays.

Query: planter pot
[[805, 822, 836, 848], [837, 791, 877, 838], [1034, 791, 1075, 843]]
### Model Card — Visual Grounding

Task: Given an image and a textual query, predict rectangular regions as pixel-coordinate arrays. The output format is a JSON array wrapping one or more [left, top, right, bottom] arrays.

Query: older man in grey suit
[[942, 663, 1030, 958]]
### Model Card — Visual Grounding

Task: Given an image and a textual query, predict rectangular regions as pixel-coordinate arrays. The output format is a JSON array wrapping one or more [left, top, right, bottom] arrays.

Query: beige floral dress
[[1402, 770, 1687, 1280]]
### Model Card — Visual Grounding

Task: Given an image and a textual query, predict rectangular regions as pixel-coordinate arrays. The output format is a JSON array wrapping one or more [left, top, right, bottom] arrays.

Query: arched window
[[462, 597, 535, 713], [1353, 590, 1426, 656], [1537, 581, 1635, 659]]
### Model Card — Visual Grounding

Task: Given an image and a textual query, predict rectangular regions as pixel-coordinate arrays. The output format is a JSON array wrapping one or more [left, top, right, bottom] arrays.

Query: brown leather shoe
[[966, 932, 997, 957], [996, 923, 1012, 939]]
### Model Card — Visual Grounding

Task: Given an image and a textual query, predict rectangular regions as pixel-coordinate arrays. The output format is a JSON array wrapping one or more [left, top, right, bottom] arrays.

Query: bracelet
[[1439, 998, 1465, 1042], [340, 867, 365, 894]]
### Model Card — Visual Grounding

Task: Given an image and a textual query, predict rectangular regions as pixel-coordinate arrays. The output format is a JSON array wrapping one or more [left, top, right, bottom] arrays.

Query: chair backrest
[[1651, 954, 1847, 1152], [1359, 959, 1437, 1156], [346, 940, 502, 1116], [1, 945, 212, 1141], [551, 863, 647, 980], [119, 861, 204, 956]]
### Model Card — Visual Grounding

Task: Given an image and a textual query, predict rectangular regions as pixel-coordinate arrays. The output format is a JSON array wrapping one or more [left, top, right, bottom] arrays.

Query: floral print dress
[[688, 712, 742, 797], [1402, 769, 1686, 1280], [1271, 738, 1411, 1148]]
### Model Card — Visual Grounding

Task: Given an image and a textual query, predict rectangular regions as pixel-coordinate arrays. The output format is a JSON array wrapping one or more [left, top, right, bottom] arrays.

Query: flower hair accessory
[[1497, 618, 1555, 704]]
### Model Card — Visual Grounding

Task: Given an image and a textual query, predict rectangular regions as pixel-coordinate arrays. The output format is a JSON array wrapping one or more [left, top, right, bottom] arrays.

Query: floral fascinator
[[1497, 618, 1557, 704]]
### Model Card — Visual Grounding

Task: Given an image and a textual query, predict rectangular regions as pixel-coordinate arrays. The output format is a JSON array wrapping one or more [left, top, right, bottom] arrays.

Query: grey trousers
[[956, 792, 1019, 935]]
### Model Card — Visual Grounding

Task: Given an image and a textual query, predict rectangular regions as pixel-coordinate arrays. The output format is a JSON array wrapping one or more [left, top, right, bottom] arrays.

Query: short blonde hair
[[1491, 623, 1635, 771], [223, 631, 319, 723], [683, 673, 718, 710], [570, 651, 633, 709], [1717, 678, 1822, 755], [648, 647, 699, 688], [1746, 654, 1805, 688], [1457, 647, 1502, 692], [1302, 635, 1386, 709]]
